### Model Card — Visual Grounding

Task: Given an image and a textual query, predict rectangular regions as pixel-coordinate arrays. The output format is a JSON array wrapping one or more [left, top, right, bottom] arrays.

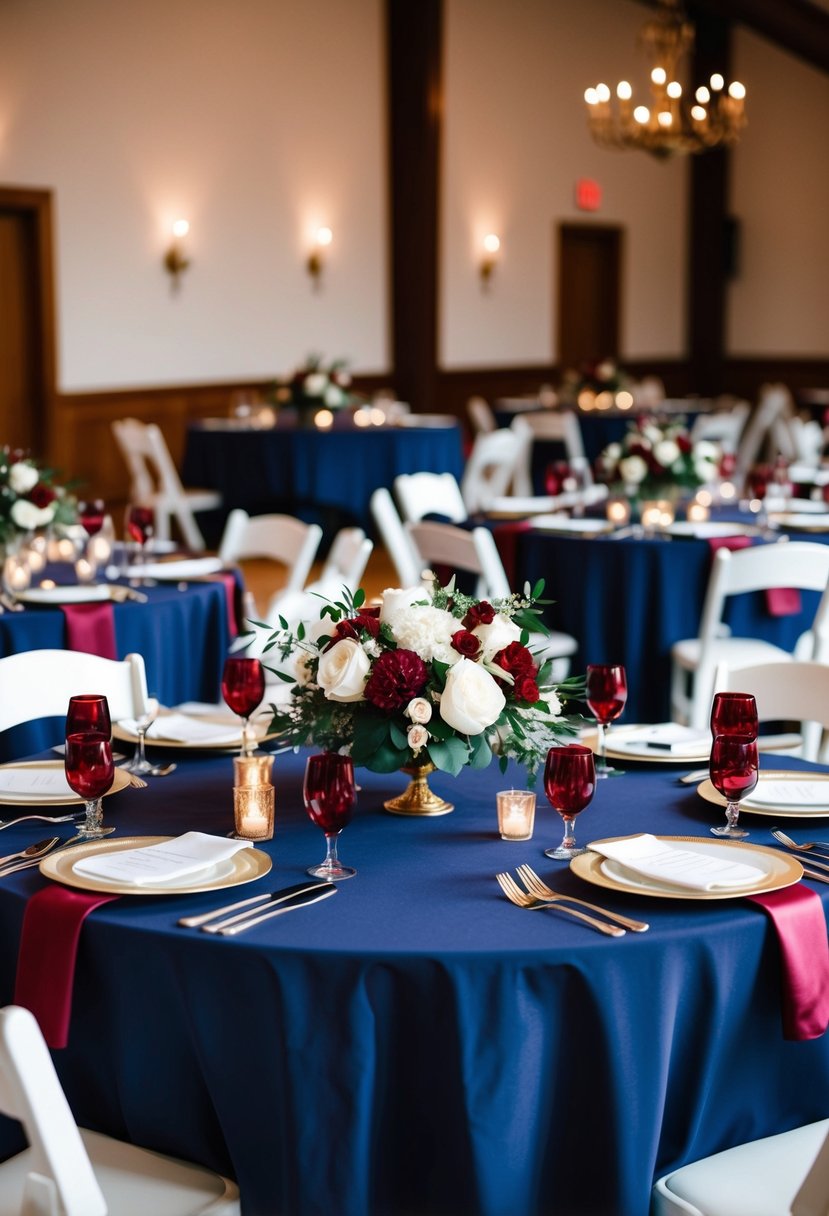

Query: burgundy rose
[[364, 648, 428, 712], [628, 439, 650, 459], [29, 483, 56, 508], [677, 434, 692, 455], [326, 613, 381, 649], [451, 629, 481, 659], [463, 601, 495, 629], [493, 641, 535, 680], [515, 676, 540, 703]]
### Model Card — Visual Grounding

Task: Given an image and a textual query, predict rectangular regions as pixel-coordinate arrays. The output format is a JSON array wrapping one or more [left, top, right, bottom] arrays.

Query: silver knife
[[803, 868, 829, 885], [209, 884, 338, 936], [179, 880, 333, 929]]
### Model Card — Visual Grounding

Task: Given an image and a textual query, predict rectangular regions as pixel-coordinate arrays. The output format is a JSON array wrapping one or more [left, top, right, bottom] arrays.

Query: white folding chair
[[461, 430, 525, 514], [111, 419, 221, 552], [711, 659, 829, 762], [670, 542, 829, 729], [510, 412, 590, 497], [690, 400, 750, 453], [393, 473, 467, 524], [0, 651, 149, 735], [264, 528, 374, 629], [652, 1118, 829, 1216], [217, 509, 322, 625], [406, 520, 577, 680], [369, 488, 422, 589], [0, 1004, 239, 1216], [466, 396, 497, 436], [733, 385, 796, 492]]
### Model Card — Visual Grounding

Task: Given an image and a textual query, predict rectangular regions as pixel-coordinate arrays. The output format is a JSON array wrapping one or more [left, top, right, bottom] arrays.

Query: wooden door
[[556, 223, 622, 370], [0, 188, 56, 455]]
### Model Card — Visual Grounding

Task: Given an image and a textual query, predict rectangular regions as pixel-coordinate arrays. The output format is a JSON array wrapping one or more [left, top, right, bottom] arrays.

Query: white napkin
[[126, 557, 225, 580], [0, 768, 74, 797], [615, 724, 710, 756], [589, 834, 765, 892], [120, 712, 242, 745], [72, 832, 253, 886], [742, 779, 829, 809]]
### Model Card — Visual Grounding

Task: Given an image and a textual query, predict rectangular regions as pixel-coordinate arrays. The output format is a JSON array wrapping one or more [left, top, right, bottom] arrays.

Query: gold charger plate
[[571, 834, 802, 900], [39, 835, 272, 896], [697, 770, 829, 819], [0, 760, 131, 807], [113, 712, 276, 753]]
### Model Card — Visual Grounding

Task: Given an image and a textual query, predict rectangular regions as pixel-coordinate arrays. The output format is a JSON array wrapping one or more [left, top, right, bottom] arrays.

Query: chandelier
[[584, 0, 746, 158]]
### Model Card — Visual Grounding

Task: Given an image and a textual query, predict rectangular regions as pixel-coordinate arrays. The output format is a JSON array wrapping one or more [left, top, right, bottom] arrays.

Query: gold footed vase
[[383, 761, 454, 817]]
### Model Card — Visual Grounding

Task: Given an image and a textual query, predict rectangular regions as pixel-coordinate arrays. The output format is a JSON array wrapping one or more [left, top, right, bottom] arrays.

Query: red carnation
[[463, 601, 495, 629], [451, 629, 481, 659], [364, 649, 428, 712], [29, 483, 56, 508]]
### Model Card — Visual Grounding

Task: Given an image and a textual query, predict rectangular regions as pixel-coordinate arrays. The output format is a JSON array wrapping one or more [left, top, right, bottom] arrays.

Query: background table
[[0, 579, 235, 761], [0, 751, 827, 1216], [183, 417, 465, 541]]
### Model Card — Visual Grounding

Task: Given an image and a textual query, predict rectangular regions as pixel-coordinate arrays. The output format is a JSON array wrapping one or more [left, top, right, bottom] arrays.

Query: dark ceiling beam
[[684, 0, 829, 74]]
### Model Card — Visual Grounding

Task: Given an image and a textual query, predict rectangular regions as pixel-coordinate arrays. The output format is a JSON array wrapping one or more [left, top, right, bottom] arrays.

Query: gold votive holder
[[640, 499, 675, 530], [233, 785, 274, 841], [233, 754, 274, 788], [496, 789, 536, 841]]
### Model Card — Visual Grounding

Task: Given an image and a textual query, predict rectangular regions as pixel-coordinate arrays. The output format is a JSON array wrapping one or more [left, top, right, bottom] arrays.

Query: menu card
[[743, 779, 829, 808], [590, 834, 766, 892], [119, 712, 242, 745], [72, 832, 254, 886], [0, 768, 74, 797], [615, 724, 710, 755]]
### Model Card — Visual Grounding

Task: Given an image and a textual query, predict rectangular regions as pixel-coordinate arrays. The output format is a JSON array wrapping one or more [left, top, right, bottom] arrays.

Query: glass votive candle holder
[[233, 785, 274, 841], [233, 754, 274, 788], [496, 789, 536, 841], [686, 499, 710, 523], [606, 497, 631, 527]]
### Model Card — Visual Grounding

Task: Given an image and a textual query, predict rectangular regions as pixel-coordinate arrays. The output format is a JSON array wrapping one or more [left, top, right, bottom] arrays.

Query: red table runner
[[60, 602, 118, 659]]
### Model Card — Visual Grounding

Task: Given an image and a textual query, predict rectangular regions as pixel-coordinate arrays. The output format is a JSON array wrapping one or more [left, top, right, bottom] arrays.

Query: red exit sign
[[576, 178, 602, 211]]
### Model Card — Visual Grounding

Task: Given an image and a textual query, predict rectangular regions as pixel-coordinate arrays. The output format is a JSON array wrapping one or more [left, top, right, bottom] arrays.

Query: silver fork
[[495, 872, 625, 937], [516, 864, 650, 932], [771, 828, 829, 860], [0, 812, 84, 832]]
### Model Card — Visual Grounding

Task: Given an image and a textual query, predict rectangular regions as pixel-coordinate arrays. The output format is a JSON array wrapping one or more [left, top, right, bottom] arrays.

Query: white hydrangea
[[618, 454, 648, 485], [653, 439, 680, 468], [389, 604, 461, 665]]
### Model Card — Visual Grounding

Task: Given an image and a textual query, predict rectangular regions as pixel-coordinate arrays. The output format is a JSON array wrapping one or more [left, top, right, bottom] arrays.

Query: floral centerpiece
[[270, 353, 364, 422], [596, 415, 720, 501], [255, 578, 584, 815], [0, 448, 77, 550], [559, 358, 632, 408]]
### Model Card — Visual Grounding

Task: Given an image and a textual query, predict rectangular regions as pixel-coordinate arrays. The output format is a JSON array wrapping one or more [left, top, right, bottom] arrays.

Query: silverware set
[[178, 880, 337, 936], [769, 828, 829, 884], [496, 864, 649, 937], [0, 832, 85, 877]]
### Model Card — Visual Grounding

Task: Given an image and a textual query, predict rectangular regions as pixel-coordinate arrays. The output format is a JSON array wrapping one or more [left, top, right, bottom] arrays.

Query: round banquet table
[[513, 527, 826, 723], [182, 417, 465, 540], [0, 750, 826, 1216], [0, 577, 236, 762]]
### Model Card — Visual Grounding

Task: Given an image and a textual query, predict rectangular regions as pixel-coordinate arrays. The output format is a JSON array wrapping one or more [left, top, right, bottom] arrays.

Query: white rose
[[294, 650, 314, 686], [653, 439, 680, 468], [304, 372, 327, 397], [641, 425, 660, 445], [439, 658, 506, 736], [324, 384, 346, 408], [380, 586, 430, 625], [604, 442, 622, 461], [474, 613, 521, 662], [695, 440, 719, 462], [316, 638, 370, 702], [694, 458, 719, 483], [618, 454, 648, 485], [10, 498, 54, 529], [406, 696, 432, 724], [8, 462, 39, 495], [407, 723, 429, 752]]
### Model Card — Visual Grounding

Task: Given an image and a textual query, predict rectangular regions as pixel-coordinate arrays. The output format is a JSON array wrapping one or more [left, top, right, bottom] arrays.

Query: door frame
[[555, 221, 624, 368], [0, 185, 58, 458]]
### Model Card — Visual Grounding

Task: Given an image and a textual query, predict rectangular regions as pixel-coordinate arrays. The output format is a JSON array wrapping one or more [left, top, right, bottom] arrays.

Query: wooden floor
[[239, 543, 399, 619]]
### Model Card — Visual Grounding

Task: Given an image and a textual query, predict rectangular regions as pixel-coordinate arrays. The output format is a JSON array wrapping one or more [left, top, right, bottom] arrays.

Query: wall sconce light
[[163, 219, 190, 291], [480, 233, 500, 289], [307, 226, 333, 286]]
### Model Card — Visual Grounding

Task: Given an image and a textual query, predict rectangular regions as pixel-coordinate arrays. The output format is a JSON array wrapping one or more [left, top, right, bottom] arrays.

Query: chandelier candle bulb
[[497, 790, 536, 841], [233, 785, 274, 842]]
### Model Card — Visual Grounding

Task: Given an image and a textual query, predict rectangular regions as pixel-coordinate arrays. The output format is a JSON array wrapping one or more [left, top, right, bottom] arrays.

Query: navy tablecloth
[[0, 751, 827, 1216], [183, 420, 465, 539], [0, 579, 234, 761]]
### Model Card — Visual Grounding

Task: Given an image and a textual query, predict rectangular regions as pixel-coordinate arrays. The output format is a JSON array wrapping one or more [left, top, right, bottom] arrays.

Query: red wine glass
[[78, 499, 106, 537], [125, 503, 155, 582], [710, 692, 758, 740], [586, 664, 628, 778], [303, 752, 357, 880], [709, 734, 758, 839], [66, 694, 111, 739], [221, 656, 265, 755], [543, 744, 596, 860], [64, 732, 116, 839]]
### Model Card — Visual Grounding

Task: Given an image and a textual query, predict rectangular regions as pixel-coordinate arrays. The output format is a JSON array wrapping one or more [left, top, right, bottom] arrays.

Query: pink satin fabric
[[14, 886, 120, 1049], [748, 885, 829, 1041], [707, 535, 801, 616], [208, 572, 242, 638], [60, 602, 118, 658]]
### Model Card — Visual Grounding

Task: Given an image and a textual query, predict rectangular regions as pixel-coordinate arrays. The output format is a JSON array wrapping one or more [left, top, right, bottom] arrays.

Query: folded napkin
[[747, 887, 829, 1040], [119, 711, 242, 746], [615, 724, 710, 756], [0, 767, 75, 798], [14, 886, 120, 1048], [71, 832, 253, 886], [707, 535, 801, 616], [125, 557, 225, 580], [590, 834, 766, 892], [61, 601, 118, 660], [742, 779, 829, 810]]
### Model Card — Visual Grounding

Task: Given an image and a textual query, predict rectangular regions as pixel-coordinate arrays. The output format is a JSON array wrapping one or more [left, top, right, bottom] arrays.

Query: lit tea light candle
[[75, 557, 96, 583], [496, 789, 536, 841], [606, 498, 631, 526], [88, 534, 113, 566], [233, 785, 274, 841], [2, 557, 31, 593], [686, 500, 710, 523]]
